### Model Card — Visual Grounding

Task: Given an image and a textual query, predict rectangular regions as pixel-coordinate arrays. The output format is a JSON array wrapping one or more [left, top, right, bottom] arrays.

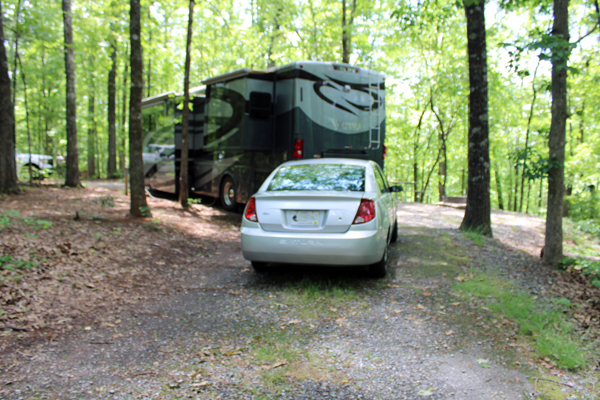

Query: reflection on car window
[[373, 166, 389, 193], [267, 164, 365, 192]]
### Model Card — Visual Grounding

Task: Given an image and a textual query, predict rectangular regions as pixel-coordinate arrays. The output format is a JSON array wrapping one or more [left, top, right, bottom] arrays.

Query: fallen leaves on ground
[[0, 184, 238, 346]]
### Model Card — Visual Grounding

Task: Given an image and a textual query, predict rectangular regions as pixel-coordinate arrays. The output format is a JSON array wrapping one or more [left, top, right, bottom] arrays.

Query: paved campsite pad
[[0, 184, 596, 399]]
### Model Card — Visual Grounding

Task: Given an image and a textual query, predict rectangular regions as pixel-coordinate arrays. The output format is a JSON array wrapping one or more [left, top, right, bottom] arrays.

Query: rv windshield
[[267, 164, 365, 192]]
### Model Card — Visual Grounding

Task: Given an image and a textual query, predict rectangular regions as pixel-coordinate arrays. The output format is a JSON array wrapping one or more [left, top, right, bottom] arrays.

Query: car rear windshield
[[267, 164, 365, 191]]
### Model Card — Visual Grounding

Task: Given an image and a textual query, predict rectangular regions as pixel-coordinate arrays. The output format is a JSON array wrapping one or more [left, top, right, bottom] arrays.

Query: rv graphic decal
[[323, 75, 383, 112], [205, 87, 244, 149]]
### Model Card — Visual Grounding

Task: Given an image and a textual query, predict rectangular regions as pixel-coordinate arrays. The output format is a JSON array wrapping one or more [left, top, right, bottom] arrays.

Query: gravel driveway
[[2, 200, 558, 399]]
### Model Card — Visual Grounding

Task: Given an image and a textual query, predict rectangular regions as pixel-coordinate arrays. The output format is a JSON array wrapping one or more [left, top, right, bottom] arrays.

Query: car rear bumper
[[241, 224, 386, 266]]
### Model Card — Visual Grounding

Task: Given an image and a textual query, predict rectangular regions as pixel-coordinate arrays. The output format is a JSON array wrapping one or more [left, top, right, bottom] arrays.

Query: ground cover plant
[[454, 272, 587, 370]]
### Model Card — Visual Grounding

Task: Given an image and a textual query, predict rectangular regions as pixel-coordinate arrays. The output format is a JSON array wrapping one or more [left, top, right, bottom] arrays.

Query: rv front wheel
[[220, 177, 237, 211]]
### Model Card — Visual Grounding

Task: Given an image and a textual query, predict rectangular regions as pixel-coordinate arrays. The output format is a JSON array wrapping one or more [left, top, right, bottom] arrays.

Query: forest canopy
[[2, 0, 599, 220]]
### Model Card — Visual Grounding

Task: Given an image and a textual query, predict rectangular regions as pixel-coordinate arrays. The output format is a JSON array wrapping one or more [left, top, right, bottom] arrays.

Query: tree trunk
[[266, 8, 282, 68], [0, 2, 19, 194], [341, 0, 356, 64], [412, 108, 426, 203], [18, 55, 33, 185], [519, 62, 540, 213], [460, 0, 492, 237], [413, 160, 418, 202], [507, 158, 513, 210], [107, 42, 118, 178], [544, 0, 570, 267], [10, 0, 23, 153], [512, 164, 518, 211], [146, 20, 152, 98], [420, 138, 443, 203], [430, 94, 452, 202], [538, 177, 543, 209], [87, 89, 96, 179], [62, 0, 81, 187], [494, 163, 504, 210], [129, 0, 151, 218], [120, 50, 129, 173], [342, 0, 348, 63], [577, 101, 584, 144], [179, 0, 195, 209]]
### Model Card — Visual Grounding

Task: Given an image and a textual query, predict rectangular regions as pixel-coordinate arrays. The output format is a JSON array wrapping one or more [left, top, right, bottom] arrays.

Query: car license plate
[[290, 211, 319, 226]]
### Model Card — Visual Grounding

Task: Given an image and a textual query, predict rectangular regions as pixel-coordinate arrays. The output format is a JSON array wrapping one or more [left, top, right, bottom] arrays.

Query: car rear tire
[[251, 261, 268, 273], [368, 247, 388, 278], [390, 219, 398, 243], [220, 177, 237, 212]]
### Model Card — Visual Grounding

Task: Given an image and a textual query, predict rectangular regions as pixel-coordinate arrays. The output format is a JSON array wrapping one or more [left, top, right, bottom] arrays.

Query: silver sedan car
[[241, 158, 403, 277]]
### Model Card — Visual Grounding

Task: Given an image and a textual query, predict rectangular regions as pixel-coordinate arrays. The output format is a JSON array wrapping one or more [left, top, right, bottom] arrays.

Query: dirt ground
[[0, 182, 598, 399]]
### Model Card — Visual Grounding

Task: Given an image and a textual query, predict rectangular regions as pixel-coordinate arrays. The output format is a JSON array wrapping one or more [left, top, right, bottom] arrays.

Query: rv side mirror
[[390, 185, 403, 193]]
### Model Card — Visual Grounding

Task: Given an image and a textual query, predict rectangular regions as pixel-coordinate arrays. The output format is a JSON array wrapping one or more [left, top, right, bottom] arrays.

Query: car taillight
[[383, 144, 386, 160], [245, 197, 258, 222], [293, 139, 304, 159], [353, 199, 375, 224]]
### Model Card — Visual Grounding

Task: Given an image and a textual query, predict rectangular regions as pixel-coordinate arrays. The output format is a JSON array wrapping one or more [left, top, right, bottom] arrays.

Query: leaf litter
[[0, 184, 239, 345]]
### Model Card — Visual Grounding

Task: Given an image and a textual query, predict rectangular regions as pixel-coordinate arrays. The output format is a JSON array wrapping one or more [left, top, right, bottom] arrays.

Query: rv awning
[[142, 91, 177, 106], [142, 86, 206, 107], [202, 68, 250, 85]]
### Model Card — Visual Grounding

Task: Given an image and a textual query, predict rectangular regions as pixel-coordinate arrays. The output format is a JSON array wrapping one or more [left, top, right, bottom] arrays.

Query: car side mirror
[[390, 185, 403, 193]]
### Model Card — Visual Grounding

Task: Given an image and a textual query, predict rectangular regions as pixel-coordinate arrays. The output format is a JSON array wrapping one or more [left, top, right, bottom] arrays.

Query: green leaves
[[527, 33, 575, 72]]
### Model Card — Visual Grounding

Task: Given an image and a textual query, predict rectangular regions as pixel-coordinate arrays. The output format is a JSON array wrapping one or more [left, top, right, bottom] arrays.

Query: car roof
[[279, 158, 375, 167]]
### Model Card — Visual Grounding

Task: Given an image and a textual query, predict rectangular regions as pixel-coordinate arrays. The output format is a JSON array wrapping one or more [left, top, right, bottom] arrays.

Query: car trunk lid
[[254, 192, 364, 233]]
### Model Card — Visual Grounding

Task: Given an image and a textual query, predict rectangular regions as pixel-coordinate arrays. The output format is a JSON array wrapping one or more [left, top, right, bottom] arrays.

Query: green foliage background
[[3, 0, 599, 218]]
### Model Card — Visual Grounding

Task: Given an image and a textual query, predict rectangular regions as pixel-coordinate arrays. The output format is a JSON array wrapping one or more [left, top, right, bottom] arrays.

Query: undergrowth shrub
[[568, 187, 599, 221], [559, 257, 600, 288]]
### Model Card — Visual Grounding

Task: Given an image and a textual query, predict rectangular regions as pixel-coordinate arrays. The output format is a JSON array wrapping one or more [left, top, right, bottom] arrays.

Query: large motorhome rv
[[142, 61, 386, 211]]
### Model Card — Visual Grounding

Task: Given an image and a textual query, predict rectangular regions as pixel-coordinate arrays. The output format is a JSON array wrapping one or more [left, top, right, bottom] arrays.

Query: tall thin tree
[[107, 41, 118, 178], [87, 74, 96, 179], [0, 1, 19, 194], [10, 0, 22, 150], [129, 0, 151, 217], [460, 0, 492, 237], [341, 0, 356, 64], [62, 0, 81, 187], [179, 0, 195, 208], [120, 45, 129, 172], [543, 0, 570, 266]]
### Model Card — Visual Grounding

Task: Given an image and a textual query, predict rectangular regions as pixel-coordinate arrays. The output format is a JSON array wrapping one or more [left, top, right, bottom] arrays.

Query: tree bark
[[412, 107, 427, 202], [266, 7, 282, 68], [107, 42, 118, 178], [87, 88, 96, 179], [341, 0, 356, 64], [519, 62, 540, 213], [0, 2, 19, 194], [430, 94, 452, 202], [120, 49, 129, 173], [512, 163, 518, 211], [10, 0, 23, 152], [420, 146, 442, 203], [129, 0, 151, 218], [146, 25, 152, 98], [342, 0, 348, 63], [544, 0, 570, 267], [18, 55, 33, 185], [179, 0, 195, 208], [460, 0, 492, 236], [494, 163, 504, 210], [62, 0, 81, 187]]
